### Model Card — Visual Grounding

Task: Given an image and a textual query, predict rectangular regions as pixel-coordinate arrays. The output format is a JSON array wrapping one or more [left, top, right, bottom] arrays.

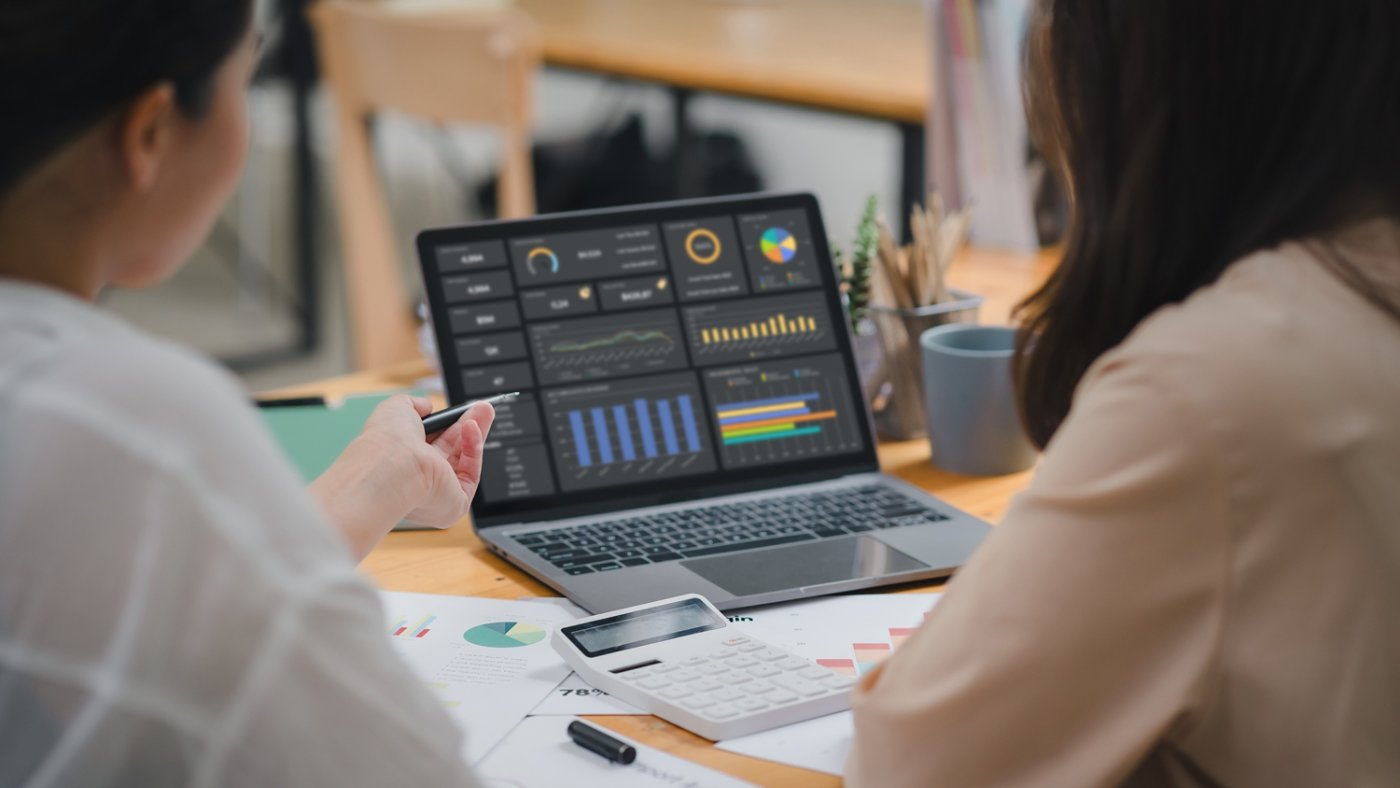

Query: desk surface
[[272, 245, 1053, 785], [517, 0, 930, 123]]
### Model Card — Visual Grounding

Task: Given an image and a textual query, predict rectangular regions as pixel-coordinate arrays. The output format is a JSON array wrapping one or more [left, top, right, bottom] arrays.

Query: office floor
[[104, 75, 904, 392]]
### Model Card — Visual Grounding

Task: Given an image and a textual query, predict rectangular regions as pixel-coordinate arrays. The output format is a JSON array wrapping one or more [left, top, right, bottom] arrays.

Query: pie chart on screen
[[760, 227, 798, 263], [463, 621, 547, 648]]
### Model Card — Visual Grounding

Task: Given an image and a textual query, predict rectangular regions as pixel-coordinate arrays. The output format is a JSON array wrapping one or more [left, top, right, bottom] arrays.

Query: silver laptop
[[416, 193, 990, 613]]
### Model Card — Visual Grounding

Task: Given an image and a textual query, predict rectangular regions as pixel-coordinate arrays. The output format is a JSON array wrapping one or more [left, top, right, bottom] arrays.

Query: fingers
[[407, 395, 434, 418], [453, 418, 486, 487]]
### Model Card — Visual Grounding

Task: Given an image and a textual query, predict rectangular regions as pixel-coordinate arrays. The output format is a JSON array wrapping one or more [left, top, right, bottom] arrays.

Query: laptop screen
[[417, 193, 879, 527]]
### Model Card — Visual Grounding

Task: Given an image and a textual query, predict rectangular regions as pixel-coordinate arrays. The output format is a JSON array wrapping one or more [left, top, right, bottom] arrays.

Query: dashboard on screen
[[417, 194, 877, 526]]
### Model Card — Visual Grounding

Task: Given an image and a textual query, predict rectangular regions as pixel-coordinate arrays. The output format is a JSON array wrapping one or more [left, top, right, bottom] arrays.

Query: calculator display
[[563, 598, 726, 657]]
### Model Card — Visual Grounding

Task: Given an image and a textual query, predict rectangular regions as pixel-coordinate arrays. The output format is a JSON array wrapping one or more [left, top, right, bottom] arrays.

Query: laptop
[[416, 193, 990, 613]]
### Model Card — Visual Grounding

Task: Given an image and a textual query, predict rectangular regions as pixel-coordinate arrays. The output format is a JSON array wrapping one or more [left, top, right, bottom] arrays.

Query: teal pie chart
[[463, 621, 547, 648]]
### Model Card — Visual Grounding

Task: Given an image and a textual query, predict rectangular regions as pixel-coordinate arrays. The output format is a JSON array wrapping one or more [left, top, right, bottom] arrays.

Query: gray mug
[[920, 324, 1037, 476]]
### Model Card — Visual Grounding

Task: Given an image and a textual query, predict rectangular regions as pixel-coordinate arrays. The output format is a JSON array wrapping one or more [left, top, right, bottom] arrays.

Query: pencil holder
[[865, 290, 983, 440]]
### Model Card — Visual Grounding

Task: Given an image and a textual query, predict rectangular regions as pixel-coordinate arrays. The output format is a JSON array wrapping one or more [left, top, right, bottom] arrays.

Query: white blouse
[[0, 282, 479, 786]]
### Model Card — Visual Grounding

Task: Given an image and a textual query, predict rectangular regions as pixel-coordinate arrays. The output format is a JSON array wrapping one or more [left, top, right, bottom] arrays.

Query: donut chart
[[684, 228, 722, 264], [760, 227, 797, 264], [463, 621, 547, 648], [526, 247, 560, 277]]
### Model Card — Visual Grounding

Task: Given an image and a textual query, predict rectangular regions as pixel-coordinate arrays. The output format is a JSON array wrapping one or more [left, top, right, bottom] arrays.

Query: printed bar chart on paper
[[703, 354, 864, 469], [544, 372, 717, 492], [390, 613, 436, 639], [682, 291, 836, 364]]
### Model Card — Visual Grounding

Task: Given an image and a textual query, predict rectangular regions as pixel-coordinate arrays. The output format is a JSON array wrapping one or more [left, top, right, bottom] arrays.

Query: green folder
[[258, 391, 423, 482]]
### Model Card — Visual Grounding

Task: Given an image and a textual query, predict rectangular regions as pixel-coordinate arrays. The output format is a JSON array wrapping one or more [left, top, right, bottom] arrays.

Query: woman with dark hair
[[1, 2, 489, 784], [849, 1, 1399, 785]]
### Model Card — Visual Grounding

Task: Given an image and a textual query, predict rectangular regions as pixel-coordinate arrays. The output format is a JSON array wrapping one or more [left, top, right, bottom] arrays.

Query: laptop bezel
[[416, 192, 881, 529]]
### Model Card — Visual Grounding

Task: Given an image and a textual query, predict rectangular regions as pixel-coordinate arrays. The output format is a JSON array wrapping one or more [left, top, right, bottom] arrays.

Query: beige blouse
[[848, 222, 1400, 787]]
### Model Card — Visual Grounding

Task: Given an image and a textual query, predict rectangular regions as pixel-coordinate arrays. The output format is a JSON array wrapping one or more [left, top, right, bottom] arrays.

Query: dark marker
[[421, 392, 519, 435], [567, 720, 637, 765]]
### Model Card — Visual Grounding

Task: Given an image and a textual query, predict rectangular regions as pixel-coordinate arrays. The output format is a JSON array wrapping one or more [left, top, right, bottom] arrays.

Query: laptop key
[[593, 562, 623, 571], [565, 567, 593, 575], [681, 534, 815, 558], [620, 557, 650, 567]]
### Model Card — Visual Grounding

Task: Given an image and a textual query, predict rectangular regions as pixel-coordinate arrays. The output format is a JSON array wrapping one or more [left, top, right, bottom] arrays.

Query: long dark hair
[[1015, 0, 1400, 448], [0, 0, 253, 197]]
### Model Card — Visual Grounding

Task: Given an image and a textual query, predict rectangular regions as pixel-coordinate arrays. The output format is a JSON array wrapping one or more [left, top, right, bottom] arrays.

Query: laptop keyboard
[[511, 485, 950, 575]]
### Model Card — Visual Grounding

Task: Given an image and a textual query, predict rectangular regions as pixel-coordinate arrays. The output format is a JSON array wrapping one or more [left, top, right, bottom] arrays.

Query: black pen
[[421, 391, 519, 435], [567, 720, 637, 765]]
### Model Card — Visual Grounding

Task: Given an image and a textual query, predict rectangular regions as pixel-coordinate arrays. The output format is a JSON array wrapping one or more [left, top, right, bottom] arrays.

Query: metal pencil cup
[[866, 290, 984, 440]]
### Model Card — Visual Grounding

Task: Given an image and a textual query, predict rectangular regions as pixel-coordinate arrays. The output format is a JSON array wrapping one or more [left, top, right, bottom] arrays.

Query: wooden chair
[[308, 1, 540, 370]]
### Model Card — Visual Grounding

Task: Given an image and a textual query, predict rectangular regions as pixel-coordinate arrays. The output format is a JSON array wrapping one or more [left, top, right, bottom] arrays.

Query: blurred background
[[103, 0, 1051, 390]]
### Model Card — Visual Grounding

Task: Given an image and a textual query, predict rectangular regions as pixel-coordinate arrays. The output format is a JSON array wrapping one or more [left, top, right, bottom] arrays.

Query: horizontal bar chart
[[715, 392, 838, 446]]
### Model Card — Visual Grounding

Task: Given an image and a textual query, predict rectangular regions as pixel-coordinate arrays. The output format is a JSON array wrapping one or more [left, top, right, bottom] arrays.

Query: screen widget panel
[[462, 361, 535, 396], [597, 275, 674, 312], [702, 353, 864, 469], [662, 217, 750, 302], [509, 226, 665, 286], [454, 331, 528, 366], [681, 290, 837, 365], [479, 441, 555, 501], [442, 270, 514, 304], [520, 283, 599, 320], [448, 301, 521, 335], [544, 372, 717, 493], [737, 210, 820, 293], [434, 240, 509, 274], [528, 308, 689, 386]]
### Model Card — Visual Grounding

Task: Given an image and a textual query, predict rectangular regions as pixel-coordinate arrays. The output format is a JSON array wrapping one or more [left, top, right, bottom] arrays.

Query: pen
[[567, 720, 637, 765], [421, 391, 520, 435]]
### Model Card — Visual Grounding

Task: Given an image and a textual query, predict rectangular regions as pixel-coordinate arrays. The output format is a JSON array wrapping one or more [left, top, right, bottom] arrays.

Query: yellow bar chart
[[700, 313, 819, 345]]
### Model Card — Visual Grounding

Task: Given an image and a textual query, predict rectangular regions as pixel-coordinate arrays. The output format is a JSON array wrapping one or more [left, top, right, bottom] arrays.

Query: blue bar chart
[[545, 372, 717, 491]]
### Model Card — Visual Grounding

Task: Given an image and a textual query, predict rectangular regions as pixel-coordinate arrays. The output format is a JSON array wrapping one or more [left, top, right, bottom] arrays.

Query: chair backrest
[[309, 1, 540, 370]]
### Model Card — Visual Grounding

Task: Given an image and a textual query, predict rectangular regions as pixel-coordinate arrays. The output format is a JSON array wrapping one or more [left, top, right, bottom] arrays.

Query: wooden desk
[[515, 0, 932, 231], [271, 246, 1054, 785]]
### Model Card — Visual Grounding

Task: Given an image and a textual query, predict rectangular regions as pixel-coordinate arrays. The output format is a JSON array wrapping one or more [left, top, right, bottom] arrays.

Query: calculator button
[[681, 696, 717, 710], [670, 669, 700, 683], [690, 678, 723, 693], [697, 663, 728, 676], [625, 668, 654, 679], [638, 676, 671, 690], [722, 637, 749, 646], [747, 665, 781, 678], [772, 677, 825, 696], [798, 666, 834, 681], [724, 656, 759, 669], [776, 657, 809, 671], [743, 681, 777, 695], [704, 704, 739, 720], [766, 690, 799, 704], [822, 676, 856, 690], [718, 673, 753, 686], [681, 656, 707, 666], [708, 649, 734, 659], [652, 663, 680, 673], [737, 642, 766, 653], [711, 687, 745, 702], [735, 697, 770, 712], [754, 649, 786, 662], [658, 686, 693, 700]]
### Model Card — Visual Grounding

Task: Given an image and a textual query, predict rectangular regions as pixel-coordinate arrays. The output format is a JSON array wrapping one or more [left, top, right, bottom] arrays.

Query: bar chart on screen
[[682, 291, 836, 364], [703, 353, 864, 469], [543, 371, 718, 491]]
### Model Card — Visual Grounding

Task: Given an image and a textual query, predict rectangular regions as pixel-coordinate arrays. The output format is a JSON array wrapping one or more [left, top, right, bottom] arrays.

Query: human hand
[[310, 395, 494, 560]]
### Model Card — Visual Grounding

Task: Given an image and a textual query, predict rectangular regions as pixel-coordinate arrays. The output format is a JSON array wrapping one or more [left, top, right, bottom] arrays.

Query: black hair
[[0, 0, 254, 196], [1015, 0, 1400, 448]]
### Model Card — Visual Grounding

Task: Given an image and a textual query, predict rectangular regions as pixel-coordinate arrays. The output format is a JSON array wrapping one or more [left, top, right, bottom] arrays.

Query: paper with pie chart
[[381, 590, 574, 765], [737, 209, 820, 292]]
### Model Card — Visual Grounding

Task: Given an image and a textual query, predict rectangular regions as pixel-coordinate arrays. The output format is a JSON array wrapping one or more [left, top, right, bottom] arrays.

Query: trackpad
[[683, 536, 929, 597]]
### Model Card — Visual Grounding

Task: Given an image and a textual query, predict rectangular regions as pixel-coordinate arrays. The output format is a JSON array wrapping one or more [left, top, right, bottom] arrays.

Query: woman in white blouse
[[1, 1, 489, 784], [848, 1, 1400, 785]]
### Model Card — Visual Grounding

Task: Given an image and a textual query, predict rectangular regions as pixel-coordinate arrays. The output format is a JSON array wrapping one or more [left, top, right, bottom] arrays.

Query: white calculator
[[551, 594, 854, 740]]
